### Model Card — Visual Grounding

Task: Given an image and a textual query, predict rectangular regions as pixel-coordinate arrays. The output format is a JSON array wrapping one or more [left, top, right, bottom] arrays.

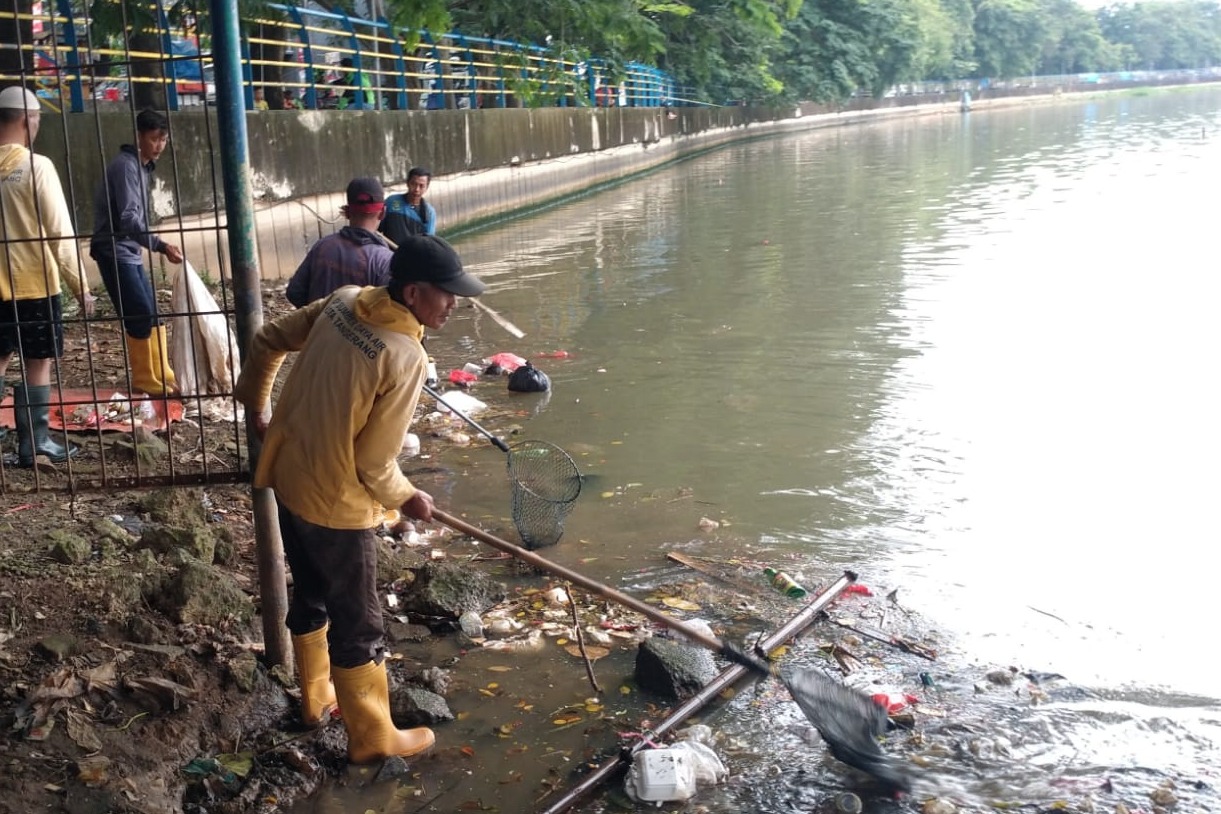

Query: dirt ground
[[0, 281, 355, 813]]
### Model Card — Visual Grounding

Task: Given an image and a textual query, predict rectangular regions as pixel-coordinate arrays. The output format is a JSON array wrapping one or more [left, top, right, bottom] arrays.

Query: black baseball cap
[[389, 235, 486, 297], [346, 177, 385, 214]]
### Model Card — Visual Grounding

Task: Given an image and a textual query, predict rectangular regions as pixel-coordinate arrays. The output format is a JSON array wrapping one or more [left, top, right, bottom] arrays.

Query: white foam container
[[633, 748, 696, 802]]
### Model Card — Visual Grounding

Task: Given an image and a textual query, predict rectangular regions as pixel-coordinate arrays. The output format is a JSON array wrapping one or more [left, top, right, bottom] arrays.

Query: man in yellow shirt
[[0, 86, 95, 466], [235, 235, 485, 763]]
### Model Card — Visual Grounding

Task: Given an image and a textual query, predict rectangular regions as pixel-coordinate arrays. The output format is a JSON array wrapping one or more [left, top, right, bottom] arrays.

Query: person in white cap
[[0, 85, 95, 466]]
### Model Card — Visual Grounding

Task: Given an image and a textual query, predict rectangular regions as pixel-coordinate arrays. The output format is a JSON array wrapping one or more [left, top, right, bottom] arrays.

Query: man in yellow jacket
[[0, 86, 95, 466], [235, 235, 485, 763]]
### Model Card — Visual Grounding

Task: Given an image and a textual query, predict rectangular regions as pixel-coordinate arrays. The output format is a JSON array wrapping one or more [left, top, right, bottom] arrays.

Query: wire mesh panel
[[506, 440, 582, 550], [0, 1, 249, 493]]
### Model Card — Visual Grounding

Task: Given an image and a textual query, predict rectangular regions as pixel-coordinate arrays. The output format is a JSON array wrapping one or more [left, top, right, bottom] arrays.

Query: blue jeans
[[95, 257, 160, 339]]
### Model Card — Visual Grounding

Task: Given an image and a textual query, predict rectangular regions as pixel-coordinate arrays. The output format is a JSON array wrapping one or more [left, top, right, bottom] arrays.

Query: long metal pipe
[[537, 570, 857, 814], [209, 0, 290, 668]]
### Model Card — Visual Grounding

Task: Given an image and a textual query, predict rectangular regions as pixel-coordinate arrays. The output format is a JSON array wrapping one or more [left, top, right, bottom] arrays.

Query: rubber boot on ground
[[291, 624, 337, 727], [126, 325, 178, 395], [125, 326, 177, 430], [331, 660, 435, 764], [147, 325, 178, 393], [14, 384, 79, 467]]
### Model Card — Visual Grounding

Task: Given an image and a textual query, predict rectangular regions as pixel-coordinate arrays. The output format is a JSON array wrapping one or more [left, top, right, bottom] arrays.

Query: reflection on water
[[298, 89, 1221, 813]]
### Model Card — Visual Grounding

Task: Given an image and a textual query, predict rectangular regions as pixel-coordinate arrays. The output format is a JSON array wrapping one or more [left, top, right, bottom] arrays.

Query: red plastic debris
[[449, 369, 479, 386], [485, 352, 526, 372], [843, 584, 874, 596], [870, 692, 919, 715]]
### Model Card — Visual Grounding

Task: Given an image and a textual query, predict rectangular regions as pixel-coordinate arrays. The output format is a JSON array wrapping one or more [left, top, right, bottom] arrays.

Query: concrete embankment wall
[[40, 83, 1201, 282], [42, 102, 958, 281]]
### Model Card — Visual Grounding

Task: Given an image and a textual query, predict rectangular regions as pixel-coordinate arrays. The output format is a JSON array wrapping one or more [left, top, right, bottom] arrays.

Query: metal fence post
[[55, 0, 85, 113], [209, 0, 291, 670]]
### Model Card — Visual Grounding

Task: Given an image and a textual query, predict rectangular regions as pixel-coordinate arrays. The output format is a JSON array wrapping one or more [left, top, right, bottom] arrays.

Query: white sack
[[169, 261, 243, 410]]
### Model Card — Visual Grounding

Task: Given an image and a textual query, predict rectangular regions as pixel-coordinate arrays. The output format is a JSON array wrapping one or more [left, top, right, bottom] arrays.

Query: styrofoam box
[[635, 748, 697, 802]]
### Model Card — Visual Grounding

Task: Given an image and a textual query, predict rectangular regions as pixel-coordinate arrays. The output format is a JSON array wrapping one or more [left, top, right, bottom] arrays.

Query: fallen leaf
[[564, 645, 609, 660], [216, 752, 254, 778], [662, 597, 701, 611], [66, 709, 102, 752], [487, 666, 513, 673]]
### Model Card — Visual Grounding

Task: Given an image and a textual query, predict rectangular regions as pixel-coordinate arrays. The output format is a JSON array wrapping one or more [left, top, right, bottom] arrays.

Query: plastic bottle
[[763, 567, 808, 599], [425, 357, 439, 388]]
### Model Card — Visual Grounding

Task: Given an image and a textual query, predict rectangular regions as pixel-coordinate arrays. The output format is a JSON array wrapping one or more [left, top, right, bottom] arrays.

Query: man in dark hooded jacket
[[286, 177, 392, 307]]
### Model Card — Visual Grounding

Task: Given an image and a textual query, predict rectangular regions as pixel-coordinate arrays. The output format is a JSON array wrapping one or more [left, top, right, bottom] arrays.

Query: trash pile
[[439, 349, 568, 391]]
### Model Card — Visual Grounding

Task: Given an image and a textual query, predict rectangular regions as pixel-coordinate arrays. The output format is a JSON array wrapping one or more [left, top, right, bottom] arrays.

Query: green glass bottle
[[763, 567, 808, 599]]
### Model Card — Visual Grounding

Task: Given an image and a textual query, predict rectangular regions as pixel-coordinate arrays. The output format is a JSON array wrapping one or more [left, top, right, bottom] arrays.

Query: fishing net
[[507, 440, 582, 549]]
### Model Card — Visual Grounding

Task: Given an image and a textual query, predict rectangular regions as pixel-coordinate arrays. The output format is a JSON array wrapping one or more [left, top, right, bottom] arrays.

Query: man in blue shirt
[[379, 167, 435, 248]]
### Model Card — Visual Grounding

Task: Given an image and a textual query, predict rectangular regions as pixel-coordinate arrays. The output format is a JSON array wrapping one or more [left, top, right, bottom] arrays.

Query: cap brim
[[435, 272, 486, 298]]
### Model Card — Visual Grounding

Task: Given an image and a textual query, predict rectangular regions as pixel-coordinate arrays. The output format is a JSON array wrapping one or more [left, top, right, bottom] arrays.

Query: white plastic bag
[[169, 260, 242, 410], [435, 389, 487, 416]]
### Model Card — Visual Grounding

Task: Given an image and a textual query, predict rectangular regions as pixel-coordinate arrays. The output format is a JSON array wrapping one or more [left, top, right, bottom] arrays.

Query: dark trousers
[[95, 257, 160, 339], [277, 502, 384, 668]]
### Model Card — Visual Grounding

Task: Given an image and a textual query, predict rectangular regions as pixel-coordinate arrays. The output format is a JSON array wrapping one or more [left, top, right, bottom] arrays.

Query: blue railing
[[3, 0, 698, 112]]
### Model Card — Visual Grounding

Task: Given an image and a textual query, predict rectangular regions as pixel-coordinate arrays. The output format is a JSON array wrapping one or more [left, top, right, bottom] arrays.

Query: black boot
[[14, 384, 79, 467]]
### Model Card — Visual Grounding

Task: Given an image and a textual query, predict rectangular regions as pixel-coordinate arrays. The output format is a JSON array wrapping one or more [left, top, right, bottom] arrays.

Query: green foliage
[[973, 0, 1047, 78], [496, 44, 589, 107], [1097, 1, 1221, 71], [79, 0, 1221, 112]]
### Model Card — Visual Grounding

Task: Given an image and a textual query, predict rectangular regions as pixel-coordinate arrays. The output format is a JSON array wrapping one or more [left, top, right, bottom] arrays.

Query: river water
[[298, 88, 1221, 813]]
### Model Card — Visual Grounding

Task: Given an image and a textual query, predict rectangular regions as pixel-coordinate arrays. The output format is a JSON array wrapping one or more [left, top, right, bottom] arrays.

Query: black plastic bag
[[508, 361, 550, 393]]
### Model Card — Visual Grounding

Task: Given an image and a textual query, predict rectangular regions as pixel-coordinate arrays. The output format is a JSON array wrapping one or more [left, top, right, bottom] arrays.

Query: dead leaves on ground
[[14, 653, 197, 751]]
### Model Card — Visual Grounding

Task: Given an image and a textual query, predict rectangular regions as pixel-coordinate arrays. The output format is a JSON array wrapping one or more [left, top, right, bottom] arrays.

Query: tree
[[654, 0, 799, 104], [972, 0, 1047, 78]]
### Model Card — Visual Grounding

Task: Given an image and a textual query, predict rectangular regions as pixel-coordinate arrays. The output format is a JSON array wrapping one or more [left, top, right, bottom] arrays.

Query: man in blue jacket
[[90, 108, 182, 430], [379, 167, 435, 247]]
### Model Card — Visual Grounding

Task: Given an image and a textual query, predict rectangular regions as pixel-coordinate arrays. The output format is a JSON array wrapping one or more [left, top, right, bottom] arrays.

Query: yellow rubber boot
[[125, 327, 178, 431], [291, 625, 337, 727], [332, 660, 435, 764], [126, 333, 163, 395], [125, 326, 177, 396], [148, 325, 178, 393]]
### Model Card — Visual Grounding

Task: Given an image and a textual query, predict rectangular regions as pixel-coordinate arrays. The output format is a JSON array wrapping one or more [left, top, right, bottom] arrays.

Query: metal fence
[[3, 0, 692, 113]]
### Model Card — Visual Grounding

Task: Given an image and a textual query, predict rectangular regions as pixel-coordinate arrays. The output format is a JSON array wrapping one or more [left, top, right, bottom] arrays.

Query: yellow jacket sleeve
[[353, 352, 426, 511], [234, 296, 329, 411]]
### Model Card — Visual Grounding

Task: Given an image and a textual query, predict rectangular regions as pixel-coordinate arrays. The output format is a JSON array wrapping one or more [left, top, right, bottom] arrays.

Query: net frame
[[506, 440, 582, 549]]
